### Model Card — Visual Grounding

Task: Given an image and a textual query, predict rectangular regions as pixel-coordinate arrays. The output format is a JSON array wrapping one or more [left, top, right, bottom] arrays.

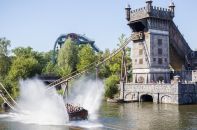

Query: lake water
[[0, 102, 196, 130]]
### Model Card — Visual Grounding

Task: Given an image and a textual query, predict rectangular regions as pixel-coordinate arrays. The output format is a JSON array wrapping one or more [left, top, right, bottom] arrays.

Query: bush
[[104, 75, 119, 99]]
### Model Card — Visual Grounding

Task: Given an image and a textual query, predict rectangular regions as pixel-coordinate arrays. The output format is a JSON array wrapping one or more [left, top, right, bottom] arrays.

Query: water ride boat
[[66, 104, 88, 121]]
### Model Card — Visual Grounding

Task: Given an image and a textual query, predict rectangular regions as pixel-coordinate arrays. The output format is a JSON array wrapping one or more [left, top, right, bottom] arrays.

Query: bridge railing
[[123, 83, 177, 94]]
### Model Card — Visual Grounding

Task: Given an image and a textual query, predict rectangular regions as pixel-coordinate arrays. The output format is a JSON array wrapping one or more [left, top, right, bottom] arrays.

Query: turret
[[125, 4, 131, 21], [146, 0, 153, 14], [169, 1, 175, 18]]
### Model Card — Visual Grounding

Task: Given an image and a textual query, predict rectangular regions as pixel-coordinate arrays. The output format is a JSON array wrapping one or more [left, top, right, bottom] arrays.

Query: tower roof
[[125, 4, 131, 9], [146, 0, 153, 4], [169, 1, 175, 7]]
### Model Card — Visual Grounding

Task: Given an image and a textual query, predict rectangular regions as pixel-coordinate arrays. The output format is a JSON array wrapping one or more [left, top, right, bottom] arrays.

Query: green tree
[[12, 47, 33, 57], [0, 37, 10, 56], [97, 49, 111, 79], [77, 44, 96, 71], [42, 61, 58, 74], [108, 34, 132, 81], [57, 38, 78, 76], [7, 56, 39, 81], [0, 38, 11, 80], [104, 75, 119, 99], [0, 56, 11, 80], [12, 47, 50, 75], [108, 51, 122, 75]]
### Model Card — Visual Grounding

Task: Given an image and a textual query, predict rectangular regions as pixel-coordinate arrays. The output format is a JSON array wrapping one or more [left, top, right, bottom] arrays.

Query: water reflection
[[99, 102, 197, 130], [0, 102, 197, 130], [0, 121, 67, 130]]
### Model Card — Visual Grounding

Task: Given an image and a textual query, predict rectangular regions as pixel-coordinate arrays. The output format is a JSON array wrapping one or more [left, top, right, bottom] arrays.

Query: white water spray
[[0, 77, 104, 128], [67, 77, 104, 120], [12, 79, 68, 125]]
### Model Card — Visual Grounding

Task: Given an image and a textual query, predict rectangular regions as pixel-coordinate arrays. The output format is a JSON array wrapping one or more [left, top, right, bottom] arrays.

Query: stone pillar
[[157, 93, 160, 104], [146, 74, 149, 83]]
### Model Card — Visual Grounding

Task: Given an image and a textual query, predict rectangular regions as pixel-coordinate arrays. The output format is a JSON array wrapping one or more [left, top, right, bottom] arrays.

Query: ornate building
[[125, 0, 193, 83]]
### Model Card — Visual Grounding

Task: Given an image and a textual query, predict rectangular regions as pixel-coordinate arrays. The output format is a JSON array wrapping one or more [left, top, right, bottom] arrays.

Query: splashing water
[[0, 77, 104, 128], [11, 79, 68, 125], [67, 77, 104, 120]]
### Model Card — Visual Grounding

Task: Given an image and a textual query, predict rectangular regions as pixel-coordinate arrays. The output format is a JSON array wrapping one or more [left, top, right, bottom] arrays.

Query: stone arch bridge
[[120, 80, 197, 104]]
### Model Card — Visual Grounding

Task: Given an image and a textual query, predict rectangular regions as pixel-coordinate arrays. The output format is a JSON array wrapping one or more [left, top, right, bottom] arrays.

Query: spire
[[169, 1, 175, 18], [146, 0, 153, 14], [169, 1, 175, 8], [125, 4, 131, 21], [146, 0, 153, 4]]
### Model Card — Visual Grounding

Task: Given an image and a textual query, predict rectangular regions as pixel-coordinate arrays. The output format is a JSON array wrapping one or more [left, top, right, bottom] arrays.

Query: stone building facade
[[126, 1, 175, 83], [121, 0, 197, 104], [120, 81, 197, 104]]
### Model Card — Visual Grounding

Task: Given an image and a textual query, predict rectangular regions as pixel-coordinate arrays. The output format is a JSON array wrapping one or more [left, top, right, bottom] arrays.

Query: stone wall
[[120, 82, 197, 104]]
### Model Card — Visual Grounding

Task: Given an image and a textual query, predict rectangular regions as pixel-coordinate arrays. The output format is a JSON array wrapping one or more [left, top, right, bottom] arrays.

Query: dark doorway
[[140, 95, 153, 102]]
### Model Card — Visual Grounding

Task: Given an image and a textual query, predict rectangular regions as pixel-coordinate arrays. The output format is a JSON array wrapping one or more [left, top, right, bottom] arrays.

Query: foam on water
[[68, 120, 103, 128]]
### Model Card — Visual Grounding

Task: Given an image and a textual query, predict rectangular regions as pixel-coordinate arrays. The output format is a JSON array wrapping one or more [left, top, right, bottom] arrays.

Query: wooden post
[[123, 48, 128, 83], [121, 49, 124, 80], [121, 47, 127, 82], [63, 80, 69, 99], [96, 65, 99, 82]]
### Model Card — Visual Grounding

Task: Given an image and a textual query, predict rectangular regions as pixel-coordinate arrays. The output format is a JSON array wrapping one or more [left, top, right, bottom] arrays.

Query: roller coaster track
[[48, 36, 133, 88], [52, 33, 100, 63]]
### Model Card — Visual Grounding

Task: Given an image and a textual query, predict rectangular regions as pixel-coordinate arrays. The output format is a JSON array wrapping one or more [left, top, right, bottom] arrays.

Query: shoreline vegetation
[[0, 35, 132, 104]]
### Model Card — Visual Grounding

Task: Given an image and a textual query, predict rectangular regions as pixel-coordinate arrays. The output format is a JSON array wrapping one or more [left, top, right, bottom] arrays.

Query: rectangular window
[[158, 58, 163, 64], [139, 59, 143, 64], [139, 49, 143, 55], [153, 58, 156, 62], [165, 58, 167, 62], [158, 39, 162, 46], [158, 48, 162, 55]]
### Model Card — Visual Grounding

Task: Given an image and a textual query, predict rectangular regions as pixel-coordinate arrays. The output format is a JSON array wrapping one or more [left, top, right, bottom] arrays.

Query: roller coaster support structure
[[52, 33, 100, 63]]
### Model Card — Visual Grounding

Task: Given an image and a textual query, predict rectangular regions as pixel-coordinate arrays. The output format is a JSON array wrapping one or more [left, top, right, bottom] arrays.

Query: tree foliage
[[7, 56, 39, 81], [97, 49, 111, 78], [0, 37, 10, 56], [57, 38, 78, 76], [77, 44, 96, 71], [0, 55, 11, 80], [104, 75, 119, 99], [0, 38, 11, 80]]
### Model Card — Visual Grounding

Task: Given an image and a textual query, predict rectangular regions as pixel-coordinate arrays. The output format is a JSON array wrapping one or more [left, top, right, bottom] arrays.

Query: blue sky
[[0, 0, 197, 52]]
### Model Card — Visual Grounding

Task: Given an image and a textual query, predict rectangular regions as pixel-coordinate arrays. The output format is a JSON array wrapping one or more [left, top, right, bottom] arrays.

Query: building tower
[[125, 0, 176, 83]]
